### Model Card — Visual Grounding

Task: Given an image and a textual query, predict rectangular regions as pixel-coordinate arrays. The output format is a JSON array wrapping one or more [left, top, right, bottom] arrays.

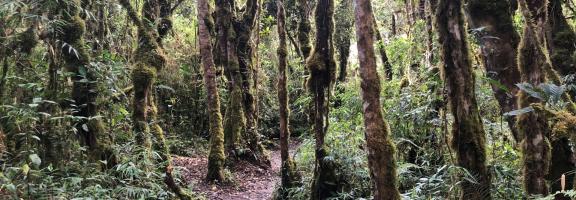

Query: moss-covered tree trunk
[[353, 0, 401, 199], [276, 0, 298, 194], [436, 0, 491, 199], [371, 16, 394, 80], [517, 0, 553, 196], [335, 0, 353, 82], [215, 0, 269, 167], [57, 0, 114, 166], [197, 0, 226, 183], [546, 0, 576, 196], [237, 0, 270, 168], [307, 0, 339, 199], [119, 1, 191, 198], [466, 0, 521, 142], [548, 0, 576, 76], [424, 0, 436, 69], [214, 0, 244, 157], [297, 0, 313, 58]]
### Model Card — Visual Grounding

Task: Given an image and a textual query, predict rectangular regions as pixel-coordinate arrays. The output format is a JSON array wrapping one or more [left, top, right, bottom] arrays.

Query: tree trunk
[[307, 0, 339, 199], [517, 0, 553, 196], [119, 1, 191, 198], [436, 0, 491, 199], [215, 0, 245, 158], [466, 0, 521, 142], [297, 0, 313, 58], [372, 16, 394, 80], [238, 0, 270, 168], [197, 0, 227, 183], [335, 0, 353, 82], [548, 0, 576, 76], [353, 0, 401, 199], [425, 0, 434, 69], [546, 0, 576, 197], [277, 0, 298, 194], [216, 0, 269, 167], [58, 0, 114, 166]]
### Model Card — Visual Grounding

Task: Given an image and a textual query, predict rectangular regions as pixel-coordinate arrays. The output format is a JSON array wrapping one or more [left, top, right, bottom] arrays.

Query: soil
[[174, 148, 282, 200]]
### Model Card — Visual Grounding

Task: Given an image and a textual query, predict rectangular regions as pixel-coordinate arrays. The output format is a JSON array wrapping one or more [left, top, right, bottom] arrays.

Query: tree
[[297, 0, 313, 58], [57, 0, 114, 166], [353, 0, 401, 199], [277, 0, 299, 194], [436, 0, 491, 199], [215, 0, 269, 167], [119, 0, 191, 198], [307, 0, 339, 199], [197, 0, 227, 183], [371, 15, 394, 80], [466, 0, 521, 142], [516, 0, 553, 195], [548, 0, 576, 76], [335, 0, 354, 82]]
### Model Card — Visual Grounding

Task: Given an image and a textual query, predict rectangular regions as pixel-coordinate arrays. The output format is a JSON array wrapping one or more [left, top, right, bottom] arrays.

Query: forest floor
[[174, 145, 289, 200]]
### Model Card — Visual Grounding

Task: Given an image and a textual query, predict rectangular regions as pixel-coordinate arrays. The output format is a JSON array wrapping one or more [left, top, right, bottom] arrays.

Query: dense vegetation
[[1, 0, 576, 199]]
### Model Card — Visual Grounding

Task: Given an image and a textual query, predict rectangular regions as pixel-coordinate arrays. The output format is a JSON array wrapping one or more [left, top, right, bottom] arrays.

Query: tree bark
[[197, 0, 226, 183], [353, 0, 401, 199], [237, 0, 270, 168], [58, 0, 114, 166], [546, 0, 576, 197], [119, 1, 191, 198], [277, 0, 298, 193], [297, 0, 313, 58], [548, 0, 576, 76], [517, 0, 553, 196], [436, 0, 491, 199], [307, 0, 339, 199], [215, 0, 270, 167], [372, 16, 394, 80], [335, 0, 353, 82], [466, 0, 521, 142]]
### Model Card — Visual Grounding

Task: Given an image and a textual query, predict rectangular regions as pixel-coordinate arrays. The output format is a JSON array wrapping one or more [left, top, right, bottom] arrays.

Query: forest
[[2, 0, 576, 199]]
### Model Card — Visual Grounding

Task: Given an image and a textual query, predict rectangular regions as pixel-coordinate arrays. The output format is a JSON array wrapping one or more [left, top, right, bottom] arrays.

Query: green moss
[[223, 86, 245, 155], [311, 145, 339, 200], [16, 27, 38, 54]]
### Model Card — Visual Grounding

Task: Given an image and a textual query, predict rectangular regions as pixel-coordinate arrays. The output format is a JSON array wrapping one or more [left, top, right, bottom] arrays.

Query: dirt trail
[[174, 149, 282, 200]]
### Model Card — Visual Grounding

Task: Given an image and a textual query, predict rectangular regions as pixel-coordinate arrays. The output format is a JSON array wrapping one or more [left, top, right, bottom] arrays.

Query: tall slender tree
[[297, 0, 312, 58], [516, 0, 553, 195], [546, 0, 576, 196], [335, 0, 353, 82], [548, 0, 576, 76], [371, 16, 394, 80], [197, 0, 226, 183], [277, 0, 298, 194], [353, 0, 401, 199], [466, 0, 521, 142], [307, 0, 339, 198], [436, 0, 491, 199], [119, 1, 191, 198]]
